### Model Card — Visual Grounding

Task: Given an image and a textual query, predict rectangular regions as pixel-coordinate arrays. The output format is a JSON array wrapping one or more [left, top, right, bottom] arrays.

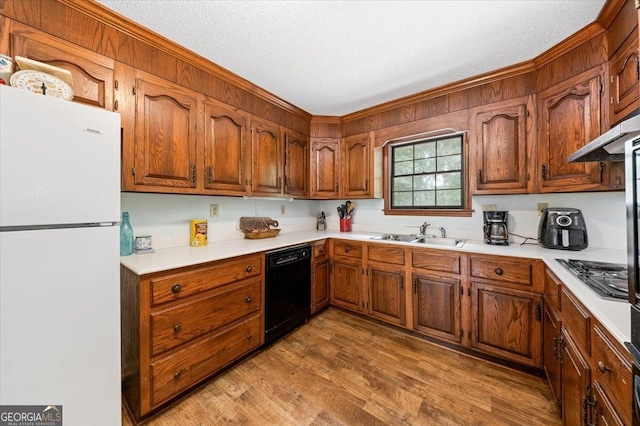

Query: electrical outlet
[[482, 204, 497, 211], [280, 205, 285, 215], [537, 203, 549, 216], [209, 204, 219, 217]]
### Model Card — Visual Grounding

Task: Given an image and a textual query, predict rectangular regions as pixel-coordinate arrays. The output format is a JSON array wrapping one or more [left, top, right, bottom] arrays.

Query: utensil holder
[[339, 218, 352, 232]]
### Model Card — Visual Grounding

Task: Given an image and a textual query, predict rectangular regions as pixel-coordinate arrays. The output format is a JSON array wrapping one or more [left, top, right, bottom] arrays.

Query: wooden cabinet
[[284, 129, 309, 197], [310, 137, 340, 199], [561, 329, 591, 426], [410, 248, 464, 344], [5, 20, 115, 110], [543, 303, 562, 416], [469, 96, 535, 194], [203, 97, 250, 195], [118, 65, 200, 192], [537, 66, 609, 193], [367, 264, 406, 326], [251, 118, 283, 195], [342, 133, 372, 198], [120, 253, 263, 421], [311, 240, 330, 314], [330, 240, 364, 313], [609, 28, 639, 126], [468, 255, 543, 367]]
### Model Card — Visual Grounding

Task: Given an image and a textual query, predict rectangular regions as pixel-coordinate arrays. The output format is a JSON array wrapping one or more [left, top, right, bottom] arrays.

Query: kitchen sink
[[370, 234, 465, 248]]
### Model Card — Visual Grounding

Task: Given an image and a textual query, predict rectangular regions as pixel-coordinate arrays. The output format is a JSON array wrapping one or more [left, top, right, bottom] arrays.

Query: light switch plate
[[482, 204, 497, 211], [210, 204, 219, 217]]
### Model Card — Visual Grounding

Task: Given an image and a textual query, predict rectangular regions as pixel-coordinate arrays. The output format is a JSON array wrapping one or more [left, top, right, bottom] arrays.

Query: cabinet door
[[561, 330, 591, 426], [251, 119, 283, 195], [609, 29, 640, 126], [202, 98, 249, 194], [133, 71, 199, 189], [312, 259, 329, 314], [412, 273, 461, 344], [543, 303, 562, 416], [367, 265, 406, 326], [470, 282, 543, 367], [330, 260, 362, 312], [342, 133, 371, 198], [592, 381, 625, 426], [8, 21, 114, 110], [284, 130, 309, 197], [469, 96, 533, 194], [310, 138, 340, 199], [538, 67, 607, 192]]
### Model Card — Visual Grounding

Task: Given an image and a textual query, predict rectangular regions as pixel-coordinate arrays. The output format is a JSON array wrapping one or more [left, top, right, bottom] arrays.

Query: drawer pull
[[174, 371, 181, 380], [319, 247, 324, 253], [246, 265, 252, 273], [344, 247, 350, 253], [245, 296, 252, 303], [597, 361, 612, 374], [247, 334, 252, 340], [494, 268, 504, 276], [173, 324, 181, 333], [171, 284, 182, 294]]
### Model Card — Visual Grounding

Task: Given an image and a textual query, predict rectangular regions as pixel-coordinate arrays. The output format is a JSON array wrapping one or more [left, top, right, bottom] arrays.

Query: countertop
[[121, 230, 630, 347]]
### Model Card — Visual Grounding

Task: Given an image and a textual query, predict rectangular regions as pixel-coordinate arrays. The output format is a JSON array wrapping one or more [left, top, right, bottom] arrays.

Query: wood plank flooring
[[123, 308, 561, 425]]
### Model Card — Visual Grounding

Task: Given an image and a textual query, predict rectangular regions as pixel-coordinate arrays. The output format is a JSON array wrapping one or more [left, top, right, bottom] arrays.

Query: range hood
[[567, 114, 640, 162]]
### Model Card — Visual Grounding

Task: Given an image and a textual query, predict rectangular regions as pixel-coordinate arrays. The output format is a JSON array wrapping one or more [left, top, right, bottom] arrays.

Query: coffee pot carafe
[[483, 211, 509, 245]]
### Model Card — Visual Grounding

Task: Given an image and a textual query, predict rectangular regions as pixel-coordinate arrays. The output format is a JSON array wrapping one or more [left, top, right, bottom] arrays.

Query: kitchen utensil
[[10, 70, 74, 100], [483, 211, 508, 245], [538, 208, 587, 250]]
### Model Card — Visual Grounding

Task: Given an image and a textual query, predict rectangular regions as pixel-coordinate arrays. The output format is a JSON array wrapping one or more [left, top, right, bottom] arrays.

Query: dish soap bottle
[[120, 211, 134, 256]]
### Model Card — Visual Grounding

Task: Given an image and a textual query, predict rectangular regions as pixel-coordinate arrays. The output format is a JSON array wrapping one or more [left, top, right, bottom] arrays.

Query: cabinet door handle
[[247, 334, 253, 340], [599, 162, 605, 183], [246, 265, 252, 273], [114, 99, 118, 111], [191, 165, 196, 184], [278, 177, 283, 190], [245, 296, 252, 303], [344, 247, 350, 253], [597, 361, 612, 374], [478, 170, 483, 184], [171, 284, 182, 294], [174, 371, 181, 380], [494, 268, 503, 275], [535, 302, 541, 322], [541, 164, 549, 181], [413, 278, 417, 294], [173, 324, 181, 333], [582, 392, 596, 426], [399, 276, 404, 290], [206, 166, 213, 184], [364, 179, 369, 191]]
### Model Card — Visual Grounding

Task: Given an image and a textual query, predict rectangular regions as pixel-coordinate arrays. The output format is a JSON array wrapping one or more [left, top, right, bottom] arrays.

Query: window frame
[[382, 131, 472, 217]]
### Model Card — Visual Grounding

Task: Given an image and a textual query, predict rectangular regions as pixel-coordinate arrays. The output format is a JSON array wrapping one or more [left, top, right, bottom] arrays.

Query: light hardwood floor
[[123, 308, 561, 425]]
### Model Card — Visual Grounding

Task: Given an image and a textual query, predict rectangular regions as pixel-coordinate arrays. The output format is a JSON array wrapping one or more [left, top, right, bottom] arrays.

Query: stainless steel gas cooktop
[[556, 259, 628, 302]]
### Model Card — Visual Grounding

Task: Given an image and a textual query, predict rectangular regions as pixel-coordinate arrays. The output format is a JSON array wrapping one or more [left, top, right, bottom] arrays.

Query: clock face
[[10, 70, 74, 100], [135, 236, 152, 250]]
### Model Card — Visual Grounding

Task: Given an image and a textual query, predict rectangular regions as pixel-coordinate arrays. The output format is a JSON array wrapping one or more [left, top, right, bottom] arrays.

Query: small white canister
[[0, 55, 13, 85]]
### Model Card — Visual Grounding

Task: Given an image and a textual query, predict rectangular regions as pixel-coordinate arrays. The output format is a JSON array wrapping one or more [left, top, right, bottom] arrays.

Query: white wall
[[122, 190, 626, 251], [319, 191, 627, 250]]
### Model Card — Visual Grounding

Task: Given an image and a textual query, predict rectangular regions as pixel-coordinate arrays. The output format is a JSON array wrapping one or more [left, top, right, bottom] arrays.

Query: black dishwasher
[[264, 244, 311, 345]]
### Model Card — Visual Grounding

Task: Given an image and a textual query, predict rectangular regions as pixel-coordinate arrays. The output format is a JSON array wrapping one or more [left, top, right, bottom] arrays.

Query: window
[[388, 133, 467, 213]]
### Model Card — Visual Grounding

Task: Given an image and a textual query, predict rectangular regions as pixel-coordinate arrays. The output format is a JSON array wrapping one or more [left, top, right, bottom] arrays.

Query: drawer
[[592, 324, 632, 424], [150, 277, 262, 356], [332, 240, 363, 259], [470, 256, 533, 287], [150, 254, 261, 305], [368, 244, 405, 265], [151, 314, 261, 407], [412, 249, 461, 275], [544, 268, 562, 312], [313, 240, 328, 261], [560, 286, 591, 356]]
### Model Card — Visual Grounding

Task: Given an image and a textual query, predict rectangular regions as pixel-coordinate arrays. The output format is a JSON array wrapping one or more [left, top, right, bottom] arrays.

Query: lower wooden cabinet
[[412, 273, 462, 344], [312, 260, 330, 314], [543, 303, 562, 415], [330, 259, 363, 312], [470, 282, 543, 368], [367, 265, 406, 326], [120, 253, 264, 421], [561, 329, 591, 426]]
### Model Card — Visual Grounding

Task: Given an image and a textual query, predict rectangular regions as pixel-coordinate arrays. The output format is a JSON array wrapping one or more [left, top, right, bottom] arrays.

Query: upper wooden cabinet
[[202, 98, 250, 195], [5, 20, 114, 110], [310, 137, 340, 199], [284, 130, 309, 197], [251, 118, 283, 195], [609, 28, 640, 125], [537, 67, 609, 193], [129, 68, 200, 191], [469, 96, 535, 194], [342, 133, 373, 198]]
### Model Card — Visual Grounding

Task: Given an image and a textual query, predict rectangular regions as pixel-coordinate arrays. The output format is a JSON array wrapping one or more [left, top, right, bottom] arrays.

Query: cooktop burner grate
[[556, 259, 628, 302]]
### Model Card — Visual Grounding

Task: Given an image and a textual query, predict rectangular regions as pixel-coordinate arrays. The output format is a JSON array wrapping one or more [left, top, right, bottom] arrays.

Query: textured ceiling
[[97, 0, 606, 116]]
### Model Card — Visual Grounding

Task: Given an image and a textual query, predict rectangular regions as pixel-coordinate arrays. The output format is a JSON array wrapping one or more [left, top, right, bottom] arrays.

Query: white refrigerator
[[0, 85, 122, 425]]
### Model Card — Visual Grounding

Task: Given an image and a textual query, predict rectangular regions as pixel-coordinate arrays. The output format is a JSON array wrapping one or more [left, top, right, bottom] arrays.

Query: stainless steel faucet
[[419, 222, 446, 238]]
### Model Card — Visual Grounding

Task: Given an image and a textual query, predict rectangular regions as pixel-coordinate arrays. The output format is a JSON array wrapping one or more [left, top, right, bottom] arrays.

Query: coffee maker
[[483, 211, 509, 245]]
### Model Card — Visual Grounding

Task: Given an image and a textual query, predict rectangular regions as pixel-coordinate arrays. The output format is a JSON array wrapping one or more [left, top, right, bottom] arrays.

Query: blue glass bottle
[[120, 211, 134, 256]]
